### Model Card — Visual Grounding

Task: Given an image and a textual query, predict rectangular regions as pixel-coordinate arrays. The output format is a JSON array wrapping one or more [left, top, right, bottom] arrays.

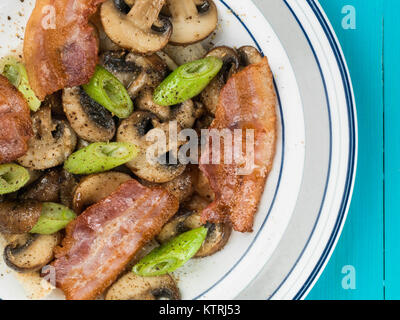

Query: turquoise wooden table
[[303, 0, 399, 300]]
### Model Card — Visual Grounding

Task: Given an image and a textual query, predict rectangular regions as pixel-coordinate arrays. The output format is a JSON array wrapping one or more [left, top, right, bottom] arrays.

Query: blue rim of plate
[[193, 0, 286, 299], [195, 0, 355, 300], [0, 0, 356, 301], [288, 0, 356, 300]]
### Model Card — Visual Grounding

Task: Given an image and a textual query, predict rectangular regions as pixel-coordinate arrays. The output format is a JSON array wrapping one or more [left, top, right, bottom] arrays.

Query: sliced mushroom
[[238, 46, 263, 66], [20, 169, 77, 208], [117, 111, 186, 183], [136, 89, 202, 128], [17, 107, 77, 170], [63, 87, 116, 142], [157, 195, 231, 257], [59, 170, 78, 209], [3, 233, 61, 273], [72, 172, 132, 213], [0, 201, 42, 234], [106, 273, 180, 300], [200, 46, 239, 115], [167, 0, 218, 45], [163, 43, 207, 65], [21, 170, 61, 203], [193, 168, 215, 201], [156, 51, 178, 71], [101, 0, 172, 54], [141, 166, 195, 203], [101, 50, 169, 99], [91, 9, 121, 52]]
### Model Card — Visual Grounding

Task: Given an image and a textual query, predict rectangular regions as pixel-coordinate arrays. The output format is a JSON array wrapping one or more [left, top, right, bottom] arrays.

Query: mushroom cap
[[72, 171, 132, 213], [200, 46, 239, 115], [21, 170, 61, 203], [117, 111, 186, 183], [238, 46, 263, 66], [0, 201, 42, 234], [141, 166, 195, 203], [3, 233, 61, 273], [101, 0, 172, 54], [168, 0, 218, 45], [17, 107, 77, 170], [136, 89, 201, 128], [63, 87, 116, 142], [157, 195, 231, 257], [105, 273, 180, 300], [101, 51, 168, 99], [163, 43, 207, 65]]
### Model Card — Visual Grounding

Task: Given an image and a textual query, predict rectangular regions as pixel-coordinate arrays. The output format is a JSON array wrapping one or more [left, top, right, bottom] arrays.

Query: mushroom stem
[[128, 0, 166, 30]]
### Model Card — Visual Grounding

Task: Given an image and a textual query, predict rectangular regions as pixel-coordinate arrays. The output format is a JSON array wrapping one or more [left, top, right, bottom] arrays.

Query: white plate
[[0, 0, 356, 300]]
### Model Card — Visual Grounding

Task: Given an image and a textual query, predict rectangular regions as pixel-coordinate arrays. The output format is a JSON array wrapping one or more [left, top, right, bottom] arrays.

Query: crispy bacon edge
[[51, 179, 179, 300], [0, 75, 33, 164], [199, 58, 277, 232], [23, 0, 105, 100]]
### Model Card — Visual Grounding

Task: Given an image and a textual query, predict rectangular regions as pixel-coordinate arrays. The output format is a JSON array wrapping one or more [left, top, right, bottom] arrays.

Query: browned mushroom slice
[[200, 46, 239, 115], [91, 9, 121, 53], [3, 233, 61, 273], [0, 201, 42, 234], [193, 168, 215, 201], [101, 50, 169, 99], [72, 172, 132, 213], [20, 169, 77, 208], [156, 51, 178, 71], [157, 195, 231, 257], [117, 111, 186, 183], [238, 46, 263, 66], [141, 166, 196, 203], [163, 43, 207, 65], [168, 0, 218, 45], [101, 0, 172, 54], [17, 107, 77, 170], [63, 87, 116, 142], [21, 170, 61, 203], [59, 170, 78, 209], [136, 89, 202, 129], [105, 273, 180, 300]]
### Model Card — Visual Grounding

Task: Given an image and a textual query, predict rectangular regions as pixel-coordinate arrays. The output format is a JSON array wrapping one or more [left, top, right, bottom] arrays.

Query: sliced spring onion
[[0, 56, 41, 111], [64, 142, 138, 174], [30, 202, 77, 235], [0, 163, 30, 195], [153, 57, 223, 106], [132, 227, 208, 277], [82, 65, 134, 118]]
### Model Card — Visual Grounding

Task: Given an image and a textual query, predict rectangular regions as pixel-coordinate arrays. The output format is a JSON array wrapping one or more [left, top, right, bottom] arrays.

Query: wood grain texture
[[306, 0, 384, 300]]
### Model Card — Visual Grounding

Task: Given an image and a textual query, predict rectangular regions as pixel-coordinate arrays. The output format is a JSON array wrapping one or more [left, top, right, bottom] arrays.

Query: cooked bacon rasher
[[0, 75, 33, 164], [200, 58, 277, 233], [52, 179, 179, 300], [24, 0, 105, 100]]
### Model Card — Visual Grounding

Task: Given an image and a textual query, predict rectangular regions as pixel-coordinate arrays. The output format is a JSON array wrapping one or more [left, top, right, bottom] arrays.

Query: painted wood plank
[[307, 0, 384, 300], [383, 0, 400, 300]]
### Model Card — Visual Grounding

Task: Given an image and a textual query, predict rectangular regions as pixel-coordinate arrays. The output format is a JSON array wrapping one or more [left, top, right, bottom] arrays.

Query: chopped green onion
[[30, 202, 77, 235], [82, 65, 134, 118], [0, 56, 41, 111], [64, 142, 138, 175], [0, 163, 30, 195], [132, 227, 208, 276], [153, 57, 223, 106]]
